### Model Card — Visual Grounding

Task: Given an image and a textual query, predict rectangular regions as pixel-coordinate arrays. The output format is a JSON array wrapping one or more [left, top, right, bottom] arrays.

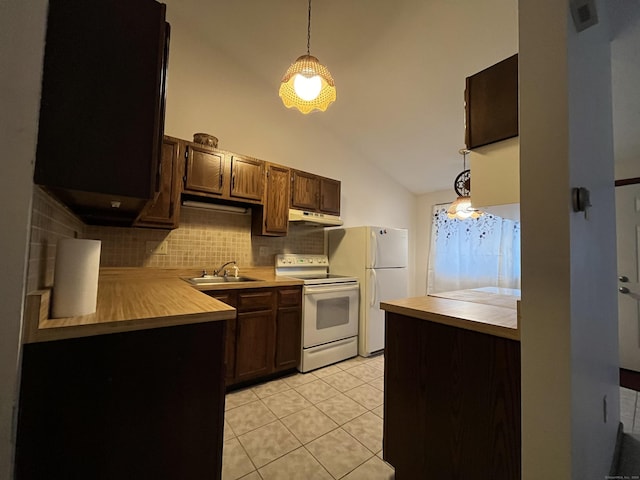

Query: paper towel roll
[[52, 238, 102, 318]]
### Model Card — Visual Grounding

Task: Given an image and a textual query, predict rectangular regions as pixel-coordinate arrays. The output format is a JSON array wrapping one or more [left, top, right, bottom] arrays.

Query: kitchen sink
[[184, 275, 259, 285]]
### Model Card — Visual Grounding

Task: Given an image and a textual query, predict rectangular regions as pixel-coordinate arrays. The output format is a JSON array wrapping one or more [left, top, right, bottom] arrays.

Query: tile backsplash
[[27, 188, 86, 292], [28, 188, 324, 292], [85, 207, 324, 269]]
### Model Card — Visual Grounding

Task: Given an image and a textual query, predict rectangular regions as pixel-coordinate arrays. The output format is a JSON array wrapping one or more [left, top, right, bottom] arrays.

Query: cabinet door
[[207, 292, 238, 385], [235, 310, 274, 382], [263, 164, 290, 235], [134, 136, 182, 228], [319, 177, 341, 215], [274, 306, 301, 372], [230, 155, 264, 201], [16, 322, 226, 480], [33, 0, 168, 223], [274, 287, 301, 372], [291, 170, 319, 211], [185, 145, 227, 195]]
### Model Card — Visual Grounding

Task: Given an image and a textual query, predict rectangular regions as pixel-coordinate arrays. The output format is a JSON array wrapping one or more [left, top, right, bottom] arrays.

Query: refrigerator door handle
[[370, 229, 377, 268], [369, 269, 377, 307]]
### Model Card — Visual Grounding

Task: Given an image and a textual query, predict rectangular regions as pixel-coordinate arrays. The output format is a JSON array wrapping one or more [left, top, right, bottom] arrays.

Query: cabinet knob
[[619, 286, 630, 294], [619, 275, 629, 283]]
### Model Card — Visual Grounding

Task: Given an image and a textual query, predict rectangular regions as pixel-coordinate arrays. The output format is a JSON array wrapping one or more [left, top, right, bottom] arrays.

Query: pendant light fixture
[[279, 0, 336, 114], [447, 149, 483, 220]]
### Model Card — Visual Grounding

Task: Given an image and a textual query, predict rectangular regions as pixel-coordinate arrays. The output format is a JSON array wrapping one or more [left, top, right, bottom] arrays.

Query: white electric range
[[275, 254, 359, 372]]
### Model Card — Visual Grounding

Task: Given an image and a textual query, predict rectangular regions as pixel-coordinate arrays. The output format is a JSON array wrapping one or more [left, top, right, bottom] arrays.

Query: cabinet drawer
[[207, 291, 238, 308], [278, 287, 302, 307], [237, 290, 274, 312]]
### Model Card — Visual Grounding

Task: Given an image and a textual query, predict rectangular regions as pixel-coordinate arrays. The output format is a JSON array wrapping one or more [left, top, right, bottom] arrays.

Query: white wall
[[611, 1, 640, 180], [567, 3, 619, 476], [470, 136, 520, 207], [520, 1, 619, 478], [162, 7, 419, 293], [0, 0, 48, 477]]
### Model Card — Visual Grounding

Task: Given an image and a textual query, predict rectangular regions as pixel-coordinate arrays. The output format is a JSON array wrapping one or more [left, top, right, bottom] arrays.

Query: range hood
[[288, 208, 343, 227]]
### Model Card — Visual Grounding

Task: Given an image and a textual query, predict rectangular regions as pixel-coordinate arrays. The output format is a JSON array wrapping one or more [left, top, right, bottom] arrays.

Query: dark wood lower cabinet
[[15, 321, 226, 480], [206, 286, 301, 387], [208, 292, 239, 384], [384, 312, 521, 480], [274, 287, 303, 371], [274, 306, 302, 371], [236, 310, 274, 382]]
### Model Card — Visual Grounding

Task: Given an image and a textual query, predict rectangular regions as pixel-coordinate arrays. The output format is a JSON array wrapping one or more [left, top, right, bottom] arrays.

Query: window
[[427, 205, 521, 293]]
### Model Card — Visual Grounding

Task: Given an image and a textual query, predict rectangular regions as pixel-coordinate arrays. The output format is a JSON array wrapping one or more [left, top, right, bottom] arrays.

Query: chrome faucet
[[213, 260, 238, 277]]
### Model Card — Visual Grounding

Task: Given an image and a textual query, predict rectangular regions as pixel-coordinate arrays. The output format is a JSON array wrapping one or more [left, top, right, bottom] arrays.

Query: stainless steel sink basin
[[223, 276, 258, 283], [184, 275, 259, 286]]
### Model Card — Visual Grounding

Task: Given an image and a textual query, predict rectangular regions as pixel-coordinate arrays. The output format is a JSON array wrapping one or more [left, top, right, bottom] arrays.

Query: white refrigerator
[[328, 226, 408, 356]]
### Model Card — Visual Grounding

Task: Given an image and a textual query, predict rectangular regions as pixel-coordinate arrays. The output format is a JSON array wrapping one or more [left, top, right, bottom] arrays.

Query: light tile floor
[[222, 354, 395, 480], [224, 357, 639, 479]]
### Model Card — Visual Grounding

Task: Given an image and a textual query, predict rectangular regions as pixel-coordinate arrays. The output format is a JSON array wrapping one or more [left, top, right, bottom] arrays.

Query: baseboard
[[610, 422, 624, 476], [620, 368, 640, 391]]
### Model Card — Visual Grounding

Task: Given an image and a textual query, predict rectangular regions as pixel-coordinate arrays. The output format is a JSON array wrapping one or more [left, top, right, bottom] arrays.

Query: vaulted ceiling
[[164, 0, 639, 194]]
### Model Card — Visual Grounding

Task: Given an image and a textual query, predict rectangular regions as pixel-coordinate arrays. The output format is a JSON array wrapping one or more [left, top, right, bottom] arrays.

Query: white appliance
[[328, 227, 408, 356], [275, 254, 359, 372], [288, 208, 343, 226]]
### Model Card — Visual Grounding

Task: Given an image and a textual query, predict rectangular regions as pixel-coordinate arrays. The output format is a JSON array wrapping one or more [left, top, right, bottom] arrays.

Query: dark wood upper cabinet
[[184, 144, 228, 196], [182, 143, 264, 205], [33, 0, 170, 226], [252, 163, 290, 237], [230, 155, 265, 201], [134, 136, 183, 229], [291, 170, 341, 216], [319, 177, 341, 215], [291, 170, 320, 211], [465, 54, 518, 149]]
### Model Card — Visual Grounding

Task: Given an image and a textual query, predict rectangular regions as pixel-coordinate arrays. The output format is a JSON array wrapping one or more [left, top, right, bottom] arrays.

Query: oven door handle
[[303, 284, 358, 295]]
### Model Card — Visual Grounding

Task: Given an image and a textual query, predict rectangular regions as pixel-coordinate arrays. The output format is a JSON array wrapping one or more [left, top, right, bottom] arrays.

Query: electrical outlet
[[157, 240, 168, 255], [145, 240, 168, 255]]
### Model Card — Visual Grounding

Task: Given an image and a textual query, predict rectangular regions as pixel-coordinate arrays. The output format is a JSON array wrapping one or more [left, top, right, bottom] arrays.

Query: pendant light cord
[[307, 0, 312, 55], [459, 148, 469, 171]]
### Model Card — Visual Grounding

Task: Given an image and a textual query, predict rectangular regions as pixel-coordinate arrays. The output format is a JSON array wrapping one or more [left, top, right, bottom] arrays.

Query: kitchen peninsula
[[16, 268, 302, 480], [381, 288, 521, 480]]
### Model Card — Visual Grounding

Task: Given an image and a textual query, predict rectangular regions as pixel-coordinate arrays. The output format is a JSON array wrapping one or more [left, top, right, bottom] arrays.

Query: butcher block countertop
[[380, 287, 521, 341], [24, 267, 303, 344]]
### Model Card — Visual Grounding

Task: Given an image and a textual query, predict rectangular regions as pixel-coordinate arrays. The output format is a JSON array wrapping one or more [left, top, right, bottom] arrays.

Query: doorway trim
[[615, 178, 640, 391]]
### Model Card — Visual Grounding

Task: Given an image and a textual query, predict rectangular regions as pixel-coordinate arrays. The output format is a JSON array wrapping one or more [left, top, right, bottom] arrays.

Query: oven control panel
[[276, 254, 329, 267]]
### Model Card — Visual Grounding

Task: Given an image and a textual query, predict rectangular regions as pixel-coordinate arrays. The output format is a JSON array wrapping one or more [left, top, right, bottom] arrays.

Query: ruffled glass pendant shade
[[279, 55, 336, 114]]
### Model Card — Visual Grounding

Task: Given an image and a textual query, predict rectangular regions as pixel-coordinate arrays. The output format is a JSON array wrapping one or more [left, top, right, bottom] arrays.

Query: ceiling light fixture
[[279, 0, 336, 114], [447, 149, 483, 220]]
